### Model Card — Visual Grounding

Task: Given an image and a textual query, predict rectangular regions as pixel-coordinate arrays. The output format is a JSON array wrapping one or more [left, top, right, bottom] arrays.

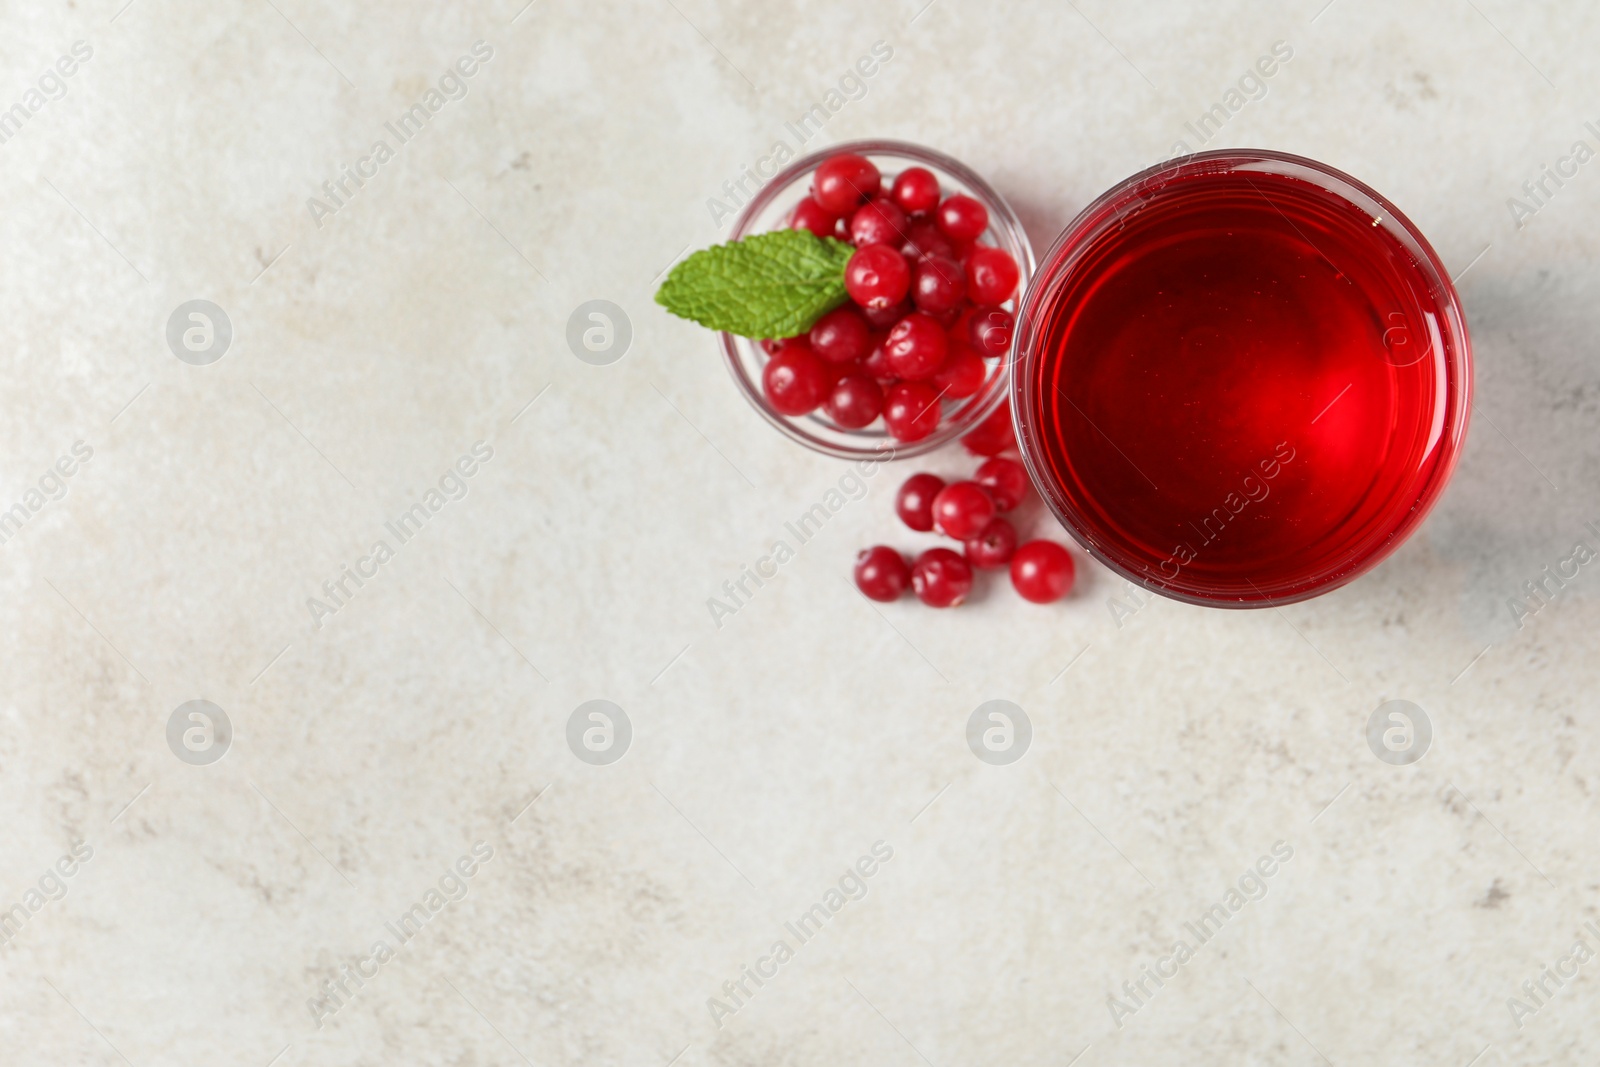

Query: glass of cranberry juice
[[1012, 150, 1472, 606]]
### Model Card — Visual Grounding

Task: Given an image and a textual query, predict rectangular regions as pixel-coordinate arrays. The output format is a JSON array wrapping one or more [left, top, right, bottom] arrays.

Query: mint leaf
[[655, 230, 854, 339]]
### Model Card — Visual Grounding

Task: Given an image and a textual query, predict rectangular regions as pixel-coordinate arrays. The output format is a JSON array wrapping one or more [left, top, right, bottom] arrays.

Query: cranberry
[[850, 198, 909, 247], [815, 357, 850, 391], [936, 194, 988, 242], [885, 312, 948, 380], [895, 472, 946, 532], [824, 373, 883, 429], [862, 336, 896, 381], [911, 548, 973, 608], [861, 299, 911, 329], [814, 153, 881, 215], [931, 480, 996, 540], [891, 167, 941, 214], [790, 197, 837, 238], [931, 341, 986, 399], [882, 382, 943, 442], [962, 404, 1017, 456], [964, 516, 1017, 569], [969, 307, 1014, 358], [1010, 540, 1075, 603], [911, 256, 966, 315], [762, 342, 829, 416], [809, 307, 870, 363], [975, 456, 1029, 511], [854, 546, 910, 601], [965, 247, 1019, 305], [902, 217, 957, 262], [845, 245, 911, 310]]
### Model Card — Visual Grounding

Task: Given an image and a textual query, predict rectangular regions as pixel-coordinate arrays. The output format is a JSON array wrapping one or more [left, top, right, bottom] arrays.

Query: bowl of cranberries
[[721, 140, 1035, 459]]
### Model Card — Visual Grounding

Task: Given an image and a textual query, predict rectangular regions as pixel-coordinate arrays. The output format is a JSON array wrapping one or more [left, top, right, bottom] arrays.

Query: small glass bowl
[[721, 139, 1036, 460]]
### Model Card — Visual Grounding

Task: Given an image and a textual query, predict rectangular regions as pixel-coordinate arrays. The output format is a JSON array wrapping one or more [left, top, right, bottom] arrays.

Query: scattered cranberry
[[931, 480, 996, 540], [861, 299, 911, 329], [911, 548, 973, 608], [824, 373, 884, 429], [790, 196, 837, 238], [911, 256, 966, 315], [809, 307, 870, 363], [964, 516, 1017, 569], [895, 472, 946, 532], [854, 546, 911, 601], [965, 247, 1019, 305], [1010, 540, 1075, 603], [885, 313, 948, 380], [936, 194, 988, 242], [902, 217, 957, 262], [932, 342, 986, 399], [961, 404, 1017, 456], [891, 167, 941, 214], [762, 342, 829, 416], [975, 456, 1028, 511], [882, 382, 943, 442], [850, 199, 909, 247], [969, 307, 1014, 358], [845, 245, 911, 310], [814, 153, 881, 215]]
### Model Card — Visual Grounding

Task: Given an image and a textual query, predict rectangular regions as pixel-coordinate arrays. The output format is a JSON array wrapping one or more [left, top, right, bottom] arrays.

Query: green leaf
[[655, 230, 855, 339]]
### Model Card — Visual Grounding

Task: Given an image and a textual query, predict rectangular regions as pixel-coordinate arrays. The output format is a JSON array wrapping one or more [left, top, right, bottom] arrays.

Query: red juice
[[1013, 152, 1471, 605]]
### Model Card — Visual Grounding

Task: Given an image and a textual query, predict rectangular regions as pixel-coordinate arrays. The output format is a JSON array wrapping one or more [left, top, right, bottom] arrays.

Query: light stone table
[[1, 1, 1598, 1064]]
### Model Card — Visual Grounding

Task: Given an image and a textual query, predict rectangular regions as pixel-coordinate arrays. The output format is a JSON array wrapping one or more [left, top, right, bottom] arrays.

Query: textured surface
[[1, 1, 1598, 1065]]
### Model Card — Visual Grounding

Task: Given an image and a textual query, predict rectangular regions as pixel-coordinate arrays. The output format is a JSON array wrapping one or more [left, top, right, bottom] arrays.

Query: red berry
[[824, 373, 883, 429], [902, 217, 956, 262], [850, 198, 909, 247], [936, 194, 988, 242], [891, 167, 941, 214], [931, 341, 986, 399], [882, 382, 943, 442], [819, 360, 852, 393], [862, 335, 896, 381], [885, 312, 948, 380], [861, 299, 911, 330], [895, 472, 946, 532], [962, 404, 1017, 456], [845, 245, 911, 310], [790, 197, 837, 238], [931, 480, 996, 540], [911, 255, 966, 315], [854, 546, 910, 601], [814, 153, 881, 215], [975, 457, 1029, 510], [911, 548, 973, 608], [762, 342, 829, 416], [969, 307, 1014, 358], [965, 247, 1019, 305], [1010, 540, 1075, 603], [964, 516, 1017, 569], [809, 307, 870, 363]]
